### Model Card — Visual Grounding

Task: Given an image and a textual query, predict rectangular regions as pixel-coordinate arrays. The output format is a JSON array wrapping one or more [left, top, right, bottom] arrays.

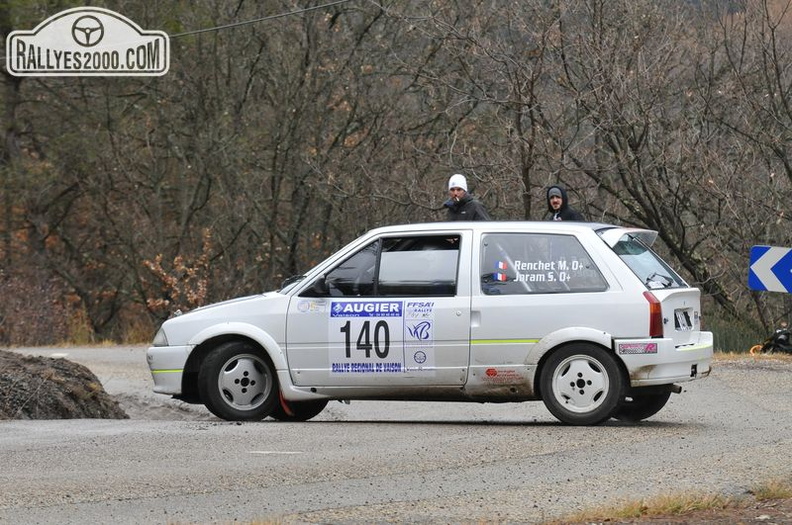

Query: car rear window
[[610, 234, 688, 289], [480, 233, 608, 295]]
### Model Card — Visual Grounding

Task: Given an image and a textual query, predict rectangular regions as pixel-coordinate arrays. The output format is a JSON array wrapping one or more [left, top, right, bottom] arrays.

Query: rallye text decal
[[329, 301, 436, 375]]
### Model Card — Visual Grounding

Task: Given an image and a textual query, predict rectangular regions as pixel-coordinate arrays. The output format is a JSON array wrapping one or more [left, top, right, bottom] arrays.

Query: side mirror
[[311, 275, 330, 295], [299, 275, 330, 297]]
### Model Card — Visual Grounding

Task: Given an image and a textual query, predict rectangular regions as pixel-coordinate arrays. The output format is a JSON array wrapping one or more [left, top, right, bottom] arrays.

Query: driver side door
[[285, 232, 472, 387]]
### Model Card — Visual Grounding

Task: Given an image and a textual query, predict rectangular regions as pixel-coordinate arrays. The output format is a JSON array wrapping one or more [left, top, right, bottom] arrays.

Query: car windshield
[[609, 233, 687, 289]]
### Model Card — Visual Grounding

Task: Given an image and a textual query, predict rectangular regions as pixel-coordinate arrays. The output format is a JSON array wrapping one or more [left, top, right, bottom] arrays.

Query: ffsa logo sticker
[[6, 7, 169, 77]]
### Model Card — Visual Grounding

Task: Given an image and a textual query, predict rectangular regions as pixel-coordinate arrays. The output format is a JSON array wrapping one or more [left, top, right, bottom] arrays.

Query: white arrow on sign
[[749, 246, 792, 293]]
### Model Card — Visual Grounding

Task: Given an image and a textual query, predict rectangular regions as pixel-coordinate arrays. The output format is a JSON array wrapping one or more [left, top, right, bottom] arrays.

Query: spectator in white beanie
[[443, 174, 491, 221]]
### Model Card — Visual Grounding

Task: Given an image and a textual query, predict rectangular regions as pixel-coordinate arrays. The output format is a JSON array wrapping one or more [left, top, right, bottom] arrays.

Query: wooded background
[[1, 0, 790, 348]]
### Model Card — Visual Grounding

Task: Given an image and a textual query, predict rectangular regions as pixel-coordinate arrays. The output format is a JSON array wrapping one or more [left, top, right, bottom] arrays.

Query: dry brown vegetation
[[553, 478, 792, 524]]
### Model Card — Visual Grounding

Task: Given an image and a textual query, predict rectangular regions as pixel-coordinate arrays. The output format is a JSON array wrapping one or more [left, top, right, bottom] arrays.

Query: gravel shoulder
[[3, 347, 792, 524], [559, 498, 792, 524]]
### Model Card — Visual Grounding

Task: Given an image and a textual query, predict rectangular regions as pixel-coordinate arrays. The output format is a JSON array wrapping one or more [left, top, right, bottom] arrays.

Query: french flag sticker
[[495, 273, 508, 282], [496, 261, 508, 270]]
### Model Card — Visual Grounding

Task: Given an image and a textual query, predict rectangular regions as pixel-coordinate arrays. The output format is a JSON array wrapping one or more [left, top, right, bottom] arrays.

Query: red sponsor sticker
[[618, 342, 658, 354], [482, 368, 522, 384]]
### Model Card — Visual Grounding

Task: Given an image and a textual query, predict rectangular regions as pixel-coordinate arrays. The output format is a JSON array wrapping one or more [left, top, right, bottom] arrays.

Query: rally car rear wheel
[[612, 391, 672, 422], [198, 341, 278, 421], [270, 396, 329, 422]]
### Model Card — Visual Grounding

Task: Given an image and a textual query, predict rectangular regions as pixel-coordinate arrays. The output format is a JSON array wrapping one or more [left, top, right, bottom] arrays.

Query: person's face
[[449, 187, 466, 201], [549, 195, 563, 210]]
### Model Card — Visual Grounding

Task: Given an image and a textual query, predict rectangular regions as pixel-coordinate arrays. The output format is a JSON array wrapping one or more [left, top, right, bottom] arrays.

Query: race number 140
[[339, 320, 390, 358]]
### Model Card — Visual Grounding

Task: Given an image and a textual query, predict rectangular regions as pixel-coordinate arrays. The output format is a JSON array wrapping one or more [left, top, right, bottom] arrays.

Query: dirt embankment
[[0, 349, 127, 420]]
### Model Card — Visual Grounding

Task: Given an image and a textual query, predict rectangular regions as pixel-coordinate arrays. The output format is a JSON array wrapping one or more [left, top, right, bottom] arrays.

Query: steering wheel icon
[[72, 15, 104, 47]]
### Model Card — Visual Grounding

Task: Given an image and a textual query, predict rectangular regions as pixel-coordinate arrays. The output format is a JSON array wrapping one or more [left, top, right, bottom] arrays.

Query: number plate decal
[[329, 301, 403, 374], [675, 310, 692, 331], [328, 301, 437, 375]]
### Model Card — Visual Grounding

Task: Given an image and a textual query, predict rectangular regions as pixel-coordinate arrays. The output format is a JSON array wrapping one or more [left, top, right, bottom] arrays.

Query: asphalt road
[[1, 347, 791, 524]]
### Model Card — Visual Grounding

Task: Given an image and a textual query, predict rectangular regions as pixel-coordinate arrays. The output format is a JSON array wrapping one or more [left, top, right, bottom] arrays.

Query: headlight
[[152, 327, 169, 347]]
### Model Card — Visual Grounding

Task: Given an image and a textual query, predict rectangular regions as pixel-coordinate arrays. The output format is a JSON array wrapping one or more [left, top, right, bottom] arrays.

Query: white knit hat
[[448, 173, 468, 192]]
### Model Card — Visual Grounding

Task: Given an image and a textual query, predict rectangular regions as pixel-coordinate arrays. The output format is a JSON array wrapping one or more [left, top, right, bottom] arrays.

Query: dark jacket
[[444, 193, 491, 221], [544, 184, 585, 221]]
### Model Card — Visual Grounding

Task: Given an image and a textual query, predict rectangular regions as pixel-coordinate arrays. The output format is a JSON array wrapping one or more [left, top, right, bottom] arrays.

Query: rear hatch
[[650, 288, 702, 346], [598, 226, 703, 346]]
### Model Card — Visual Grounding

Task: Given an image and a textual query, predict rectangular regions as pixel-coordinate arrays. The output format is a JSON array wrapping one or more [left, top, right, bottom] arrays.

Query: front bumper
[[146, 345, 192, 395]]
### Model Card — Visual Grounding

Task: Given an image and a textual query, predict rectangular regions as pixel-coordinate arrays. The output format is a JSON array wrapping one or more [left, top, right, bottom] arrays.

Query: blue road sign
[[749, 245, 792, 293]]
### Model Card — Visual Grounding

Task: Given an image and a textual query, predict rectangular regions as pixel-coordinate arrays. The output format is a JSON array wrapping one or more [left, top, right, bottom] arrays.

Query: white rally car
[[147, 221, 712, 425]]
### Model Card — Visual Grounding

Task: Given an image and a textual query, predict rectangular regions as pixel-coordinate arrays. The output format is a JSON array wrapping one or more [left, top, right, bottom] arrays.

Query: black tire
[[198, 341, 279, 421], [612, 391, 671, 422], [540, 343, 624, 425], [269, 397, 329, 422]]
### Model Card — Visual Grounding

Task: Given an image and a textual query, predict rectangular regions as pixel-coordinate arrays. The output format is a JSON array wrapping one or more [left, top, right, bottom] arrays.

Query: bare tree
[[3, 0, 792, 346]]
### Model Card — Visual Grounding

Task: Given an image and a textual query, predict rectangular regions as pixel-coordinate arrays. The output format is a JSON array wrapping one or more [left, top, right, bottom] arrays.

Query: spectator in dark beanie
[[544, 184, 585, 221]]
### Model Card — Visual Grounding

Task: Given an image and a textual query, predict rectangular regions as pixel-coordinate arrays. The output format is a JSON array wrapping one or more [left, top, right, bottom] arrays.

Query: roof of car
[[365, 221, 622, 235]]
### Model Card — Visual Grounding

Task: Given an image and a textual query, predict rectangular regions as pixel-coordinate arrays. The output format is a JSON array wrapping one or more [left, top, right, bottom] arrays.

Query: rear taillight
[[643, 291, 663, 338]]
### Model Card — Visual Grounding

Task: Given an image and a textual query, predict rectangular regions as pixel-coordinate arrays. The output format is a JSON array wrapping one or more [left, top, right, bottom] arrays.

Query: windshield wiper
[[646, 272, 673, 288]]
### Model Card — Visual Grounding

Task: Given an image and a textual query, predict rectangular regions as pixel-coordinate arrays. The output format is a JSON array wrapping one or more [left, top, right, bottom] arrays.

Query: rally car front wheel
[[198, 341, 279, 421]]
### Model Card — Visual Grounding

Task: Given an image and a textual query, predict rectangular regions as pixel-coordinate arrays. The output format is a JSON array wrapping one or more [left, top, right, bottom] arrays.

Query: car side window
[[303, 235, 460, 297], [320, 240, 379, 296], [377, 236, 459, 296], [480, 233, 607, 295]]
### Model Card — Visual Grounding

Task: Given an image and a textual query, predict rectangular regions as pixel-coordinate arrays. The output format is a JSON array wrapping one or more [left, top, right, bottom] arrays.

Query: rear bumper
[[146, 345, 191, 395], [615, 331, 713, 387]]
